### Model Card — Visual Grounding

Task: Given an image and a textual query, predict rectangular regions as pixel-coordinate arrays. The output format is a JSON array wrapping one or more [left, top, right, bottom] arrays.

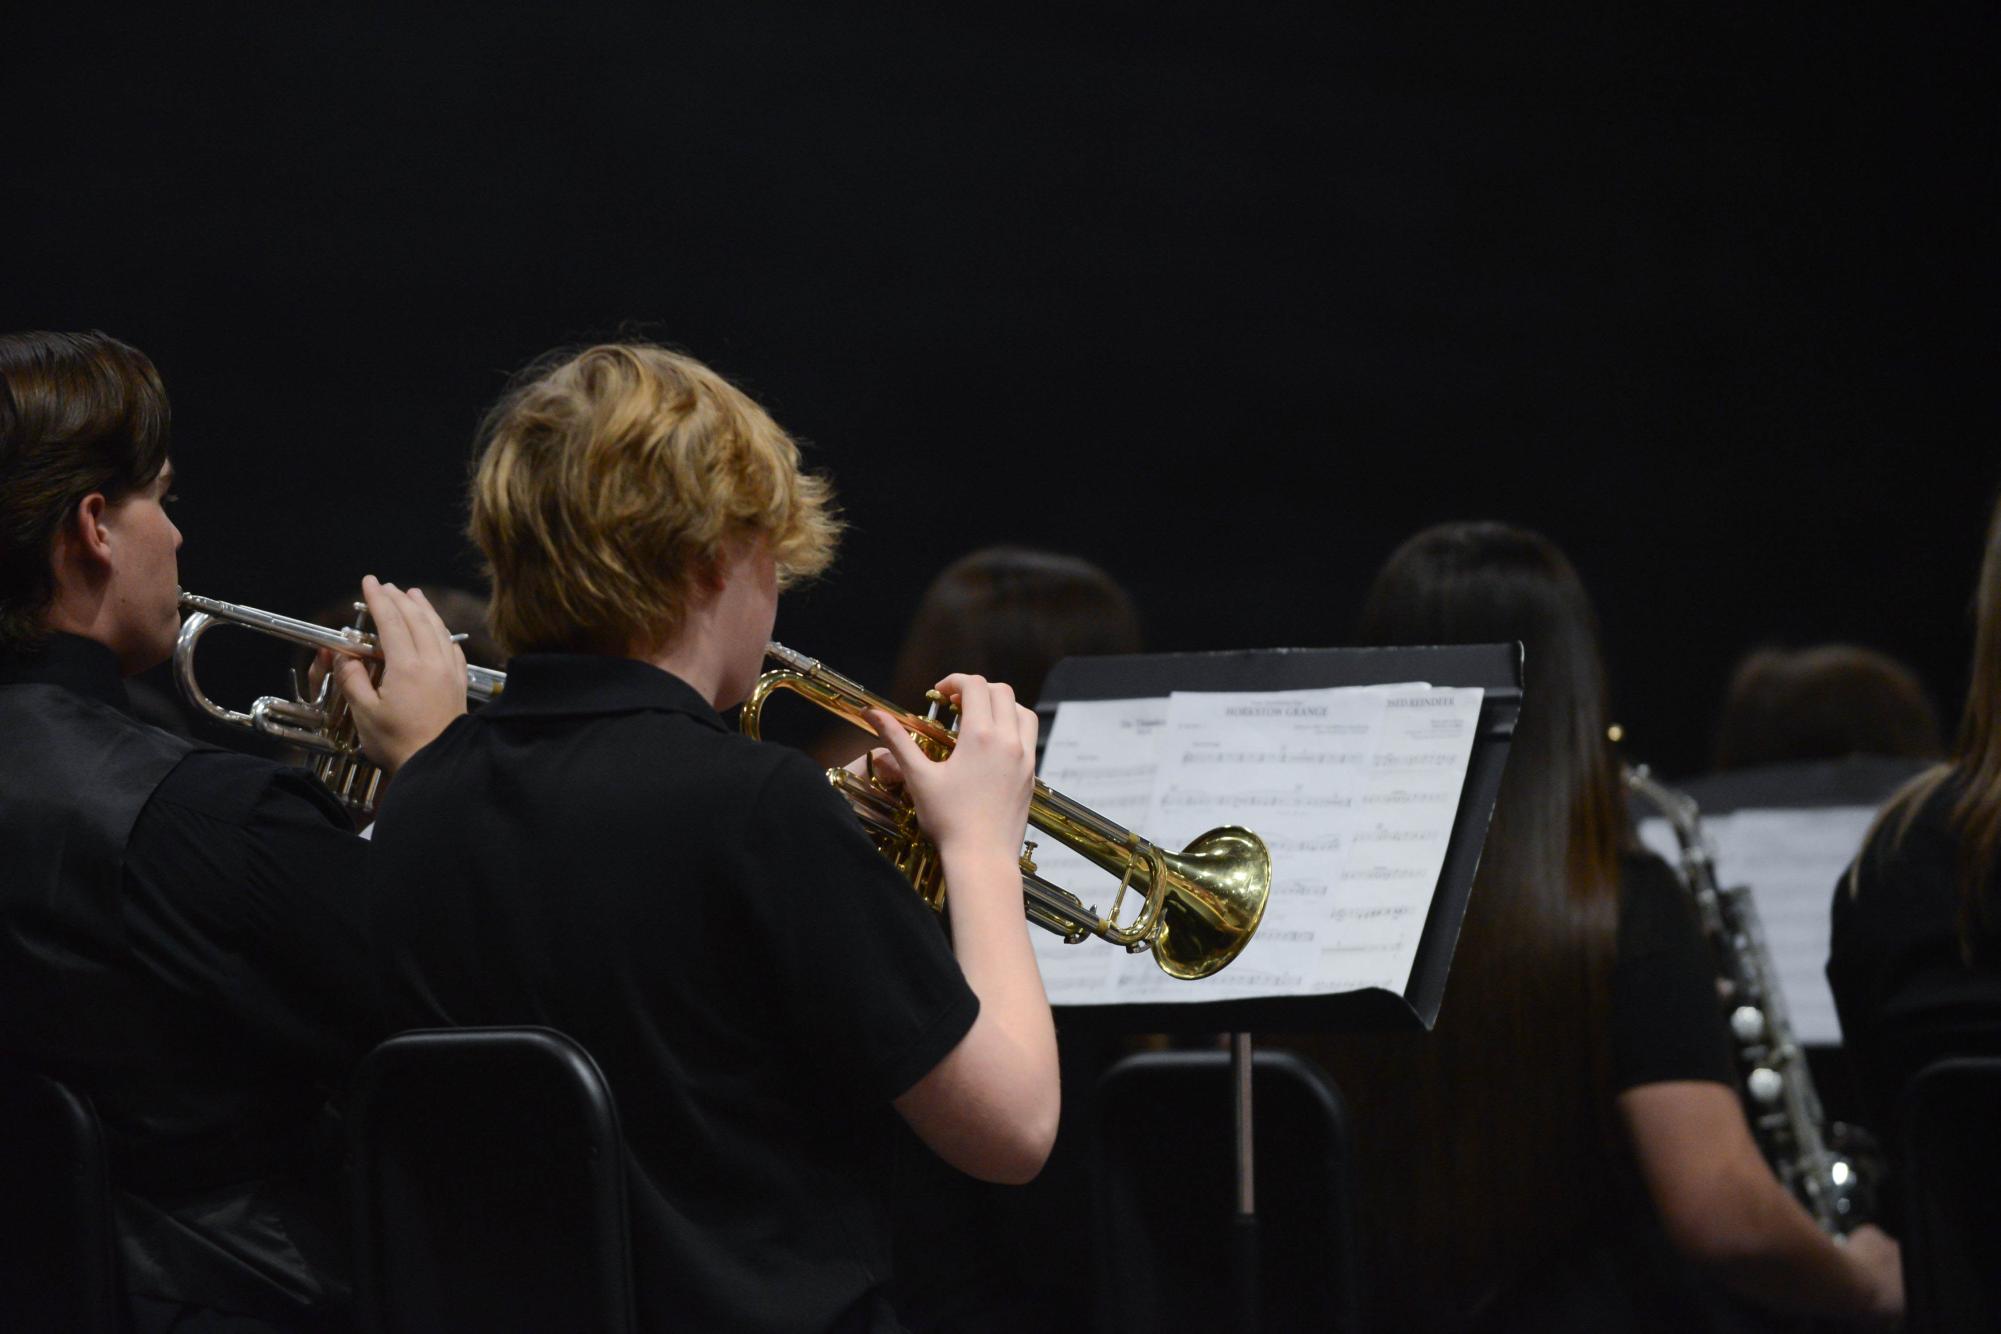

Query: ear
[[691, 551, 728, 597], [60, 493, 116, 570]]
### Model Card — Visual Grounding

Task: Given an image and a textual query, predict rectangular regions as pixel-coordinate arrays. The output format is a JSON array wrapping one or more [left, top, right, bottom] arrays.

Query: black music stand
[[1037, 644, 1521, 1331]]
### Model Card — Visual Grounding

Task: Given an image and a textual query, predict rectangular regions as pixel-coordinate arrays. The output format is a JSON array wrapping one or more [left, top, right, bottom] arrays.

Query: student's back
[[369, 651, 980, 1333]]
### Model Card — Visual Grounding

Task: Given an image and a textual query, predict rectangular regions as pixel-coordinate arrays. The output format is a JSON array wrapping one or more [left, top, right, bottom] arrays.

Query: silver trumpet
[[174, 590, 504, 814]]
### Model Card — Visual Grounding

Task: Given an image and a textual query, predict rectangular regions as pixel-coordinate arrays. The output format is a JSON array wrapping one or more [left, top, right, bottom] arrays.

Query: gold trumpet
[[742, 644, 1272, 980], [174, 591, 505, 814]]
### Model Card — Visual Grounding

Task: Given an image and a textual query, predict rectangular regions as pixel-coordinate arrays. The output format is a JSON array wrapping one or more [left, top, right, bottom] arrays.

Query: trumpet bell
[[1156, 826, 1273, 980]]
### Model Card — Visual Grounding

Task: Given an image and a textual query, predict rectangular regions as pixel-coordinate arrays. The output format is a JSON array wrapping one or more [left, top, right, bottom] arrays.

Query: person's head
[[469, 342, 840, 702], [1359, 520, 1623, 894], [0, 331, 180, 672], [1712, 644, 1943, 770], [888, 546, 1141, 709]]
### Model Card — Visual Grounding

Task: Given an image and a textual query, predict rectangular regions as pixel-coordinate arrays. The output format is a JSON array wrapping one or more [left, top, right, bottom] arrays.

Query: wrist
[[936, 833, 1025, 874]]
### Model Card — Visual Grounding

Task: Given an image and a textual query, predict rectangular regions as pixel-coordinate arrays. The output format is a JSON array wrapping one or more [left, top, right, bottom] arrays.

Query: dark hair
[[1712, 644, 1943, 770], [1300, 521, 1625, 1331], [1866, 494, 2001, 962], [887, 546, 1142, 709], [0, 331, 171, 653], [1947, 498, 2001, 957]]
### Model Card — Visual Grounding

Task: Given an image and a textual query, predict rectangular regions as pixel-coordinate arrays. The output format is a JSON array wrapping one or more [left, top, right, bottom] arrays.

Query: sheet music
[[1636, 806, 1877, 1047], [1027, 697, 1171, 1003], [1030, 683, 1483, 1006]]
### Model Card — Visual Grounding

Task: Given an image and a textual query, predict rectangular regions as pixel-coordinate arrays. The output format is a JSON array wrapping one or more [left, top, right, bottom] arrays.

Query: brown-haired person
[[1296, 522, 1901, 1333], [1714, 644, 1943, 772], [814, 545, 1142, 769], [1672, 643, 1943, 820], [364, 342, 1060, 1333], [0, 331, 468, 1330], [1831, 499, 2001, 1187]]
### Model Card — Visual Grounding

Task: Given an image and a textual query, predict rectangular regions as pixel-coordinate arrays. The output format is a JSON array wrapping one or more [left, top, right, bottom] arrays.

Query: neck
[[636, 598, 737, 709], [644, 640, 727, 708], [42, 585, 129, 674]]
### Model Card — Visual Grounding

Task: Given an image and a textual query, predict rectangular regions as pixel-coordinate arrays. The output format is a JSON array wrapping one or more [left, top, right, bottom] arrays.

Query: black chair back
[[1901, 1056, 2001, 1334], [348, 1027, 635, 1334], [0, 1064, 123, 1333], [1092, 1048, 1363, 1334]]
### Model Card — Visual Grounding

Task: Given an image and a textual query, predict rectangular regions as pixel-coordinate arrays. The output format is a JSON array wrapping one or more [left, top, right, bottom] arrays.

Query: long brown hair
[[1296, 521, 1625, 1333], [1857, 494, 2001, 962], [0, 331, 171, 653]]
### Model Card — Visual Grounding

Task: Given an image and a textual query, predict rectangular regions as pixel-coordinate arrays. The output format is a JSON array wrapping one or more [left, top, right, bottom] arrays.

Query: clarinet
[[1625, 765, 1875, 1235]]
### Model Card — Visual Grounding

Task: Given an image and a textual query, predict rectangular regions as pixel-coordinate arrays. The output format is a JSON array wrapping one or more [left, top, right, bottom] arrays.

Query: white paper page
[[1050, 682, 1483, 1007], [1027, 697, 1171, 1004], [1640, 807, 1876, 1047], [1334, 685, 1489, 991]]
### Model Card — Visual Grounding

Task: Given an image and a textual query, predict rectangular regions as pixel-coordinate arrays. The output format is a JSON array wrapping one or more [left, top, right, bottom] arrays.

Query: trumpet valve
[[924, 688, 961, 735], [1020, 840, 1039, 874]]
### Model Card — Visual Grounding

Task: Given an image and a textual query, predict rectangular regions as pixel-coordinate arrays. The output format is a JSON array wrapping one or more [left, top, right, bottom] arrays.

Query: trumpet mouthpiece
[[765, 643, 818, 673]]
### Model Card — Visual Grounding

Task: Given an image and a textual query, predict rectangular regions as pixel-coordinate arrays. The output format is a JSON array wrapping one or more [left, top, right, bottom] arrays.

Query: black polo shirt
[[366, 653, 980, 1334], [0, 633, 370, 1325]]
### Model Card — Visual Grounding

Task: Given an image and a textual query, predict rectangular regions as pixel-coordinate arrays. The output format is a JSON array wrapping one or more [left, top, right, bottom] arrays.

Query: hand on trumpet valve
[[844, 744, 905, 790], [863, 674, 1038, 865], [332, 575, 469, 776]]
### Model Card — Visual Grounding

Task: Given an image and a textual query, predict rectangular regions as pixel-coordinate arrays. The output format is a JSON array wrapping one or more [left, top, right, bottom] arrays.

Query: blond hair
[[470, 343, 840, 655]]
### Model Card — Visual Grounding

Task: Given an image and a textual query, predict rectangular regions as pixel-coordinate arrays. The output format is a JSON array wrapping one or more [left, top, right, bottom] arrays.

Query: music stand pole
[[1232, 1031, 1261, 1334]]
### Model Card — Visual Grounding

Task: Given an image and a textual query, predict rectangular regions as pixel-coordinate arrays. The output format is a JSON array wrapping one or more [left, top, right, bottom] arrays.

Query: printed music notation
[[1029, 681, 1483, 1006]]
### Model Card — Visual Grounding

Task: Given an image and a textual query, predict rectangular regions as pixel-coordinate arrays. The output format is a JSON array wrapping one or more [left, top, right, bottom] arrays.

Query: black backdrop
[[6, 4, 1996, 776]]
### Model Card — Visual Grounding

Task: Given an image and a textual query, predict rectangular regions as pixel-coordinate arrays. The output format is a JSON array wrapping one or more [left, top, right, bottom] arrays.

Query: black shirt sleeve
[[1611, 852, 1738, 1093], [124, 750, 375, 1071], [738, 752, 980, 1107]]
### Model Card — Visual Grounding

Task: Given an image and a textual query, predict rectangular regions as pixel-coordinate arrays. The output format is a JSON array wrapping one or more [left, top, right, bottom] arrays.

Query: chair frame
[[347, 1026, 635, 1334]]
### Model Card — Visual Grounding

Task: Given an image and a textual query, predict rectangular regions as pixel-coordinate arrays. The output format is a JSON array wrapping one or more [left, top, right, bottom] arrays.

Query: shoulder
[[736, 745, 875, 855], [415, 704, 825, 829], [148, 748, 350, 830], [749, 742, 845, 804], [1617, 850, 1687, 919], [1847, 767, 1961, 906], [1614, 850, 1704, 958], [1618, 848, 1682, 897], [0, 682, 195, 769]]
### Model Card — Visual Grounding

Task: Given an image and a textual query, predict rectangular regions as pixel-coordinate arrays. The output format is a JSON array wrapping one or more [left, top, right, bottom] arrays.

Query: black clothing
[[0, 633, 370, 1327], [366, 653, 980, 1334], [1611, 851, 1739, 1093], [1480, 853, 1757, 1334], [1828, 772, 2001, 1167]]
